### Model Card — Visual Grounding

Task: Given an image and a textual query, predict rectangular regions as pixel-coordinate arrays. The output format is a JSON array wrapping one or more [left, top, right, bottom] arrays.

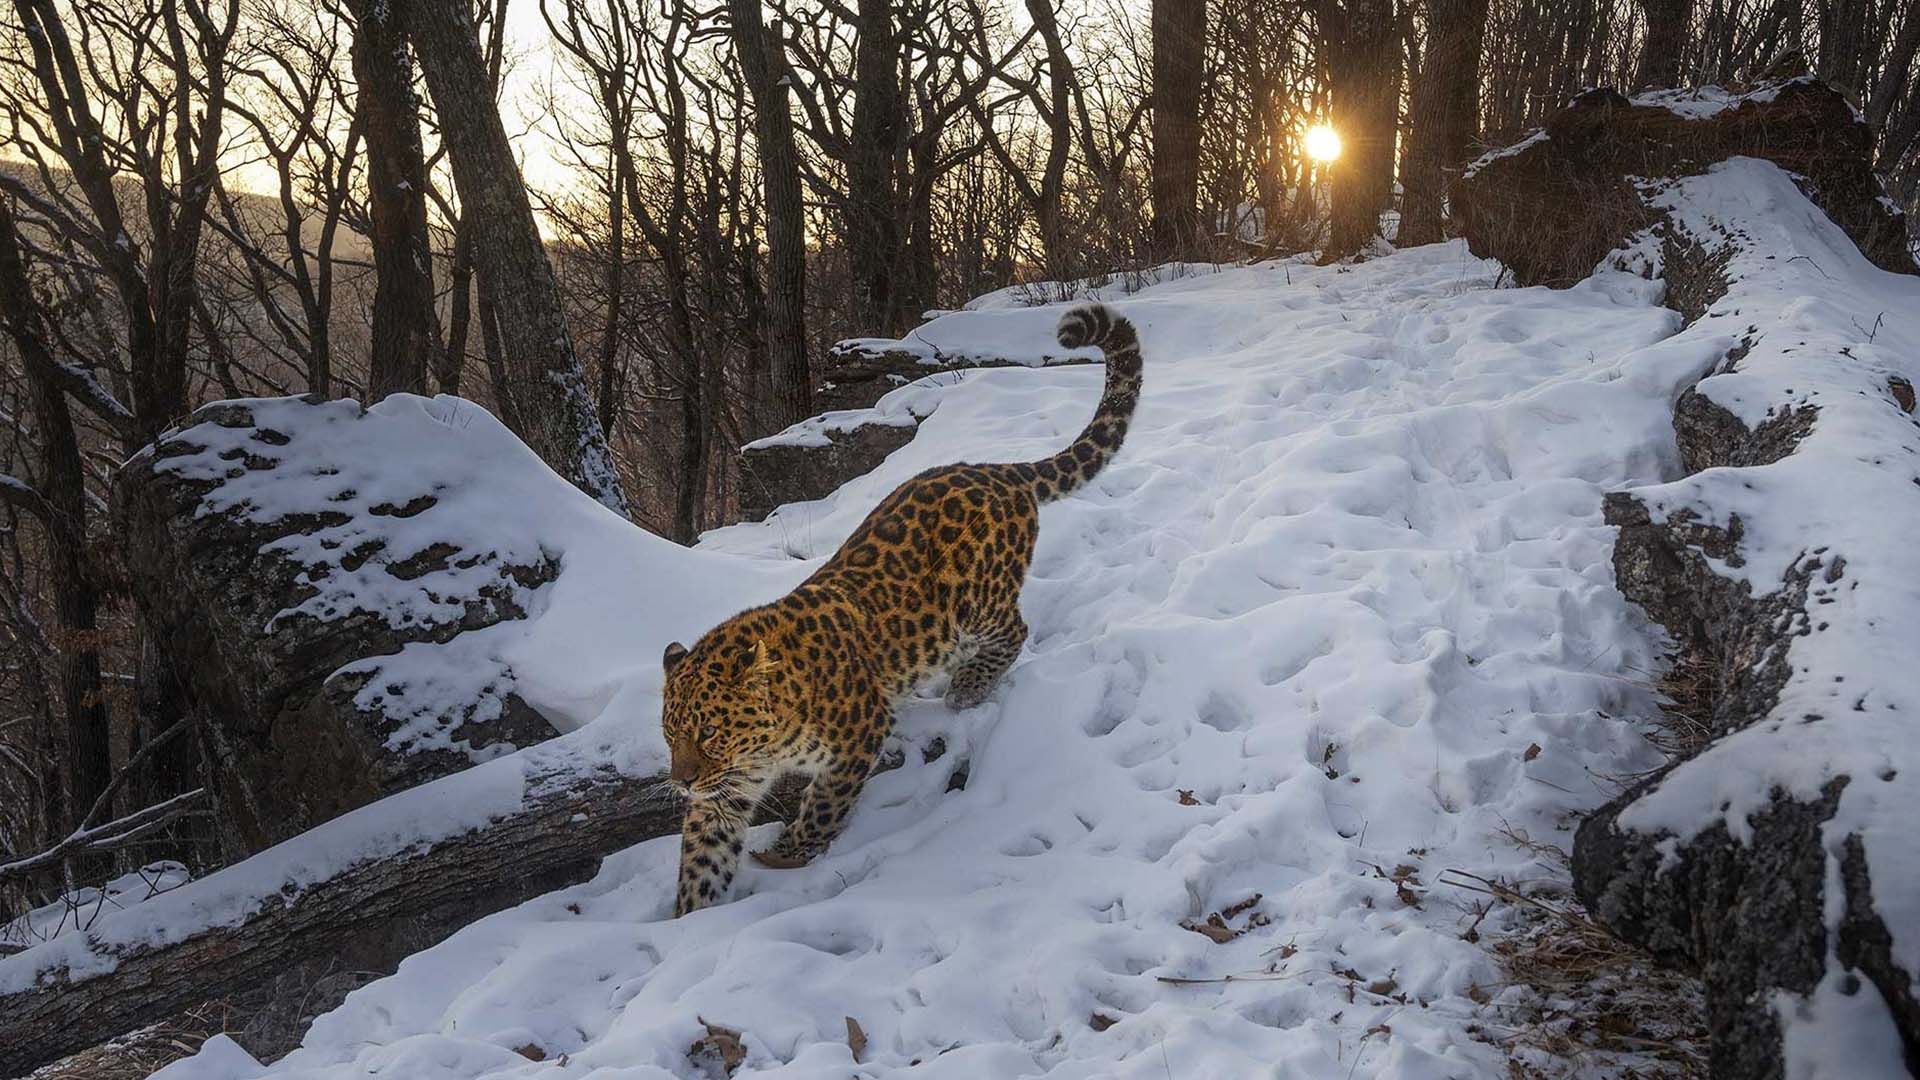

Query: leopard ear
[[741, 640, 780, 689], [662, 641, 689, 675]]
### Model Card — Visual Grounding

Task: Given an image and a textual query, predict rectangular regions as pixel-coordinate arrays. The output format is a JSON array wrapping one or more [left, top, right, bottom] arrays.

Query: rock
[[1564, 147, 1920, 1072], [1456, 78, 1917, 288], [738, 421, 918, 523], [112, 396, 563, 856], [737, 341, 1095, 521], [1583, 475, 1903, 1078]]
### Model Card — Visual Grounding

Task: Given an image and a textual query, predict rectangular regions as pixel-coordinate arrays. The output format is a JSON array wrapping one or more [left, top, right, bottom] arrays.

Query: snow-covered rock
[[1455, 78, 1915, 289], [1575, 159, 1920, 1077], [737, 338, 1094, 521], [113, 394, 794, 853]]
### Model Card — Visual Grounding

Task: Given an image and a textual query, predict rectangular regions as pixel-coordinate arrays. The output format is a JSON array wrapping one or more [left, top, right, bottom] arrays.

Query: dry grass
[[26, 1001, 235, 1080], [1646, 644, 1718, 761], [1447, 841, 1707, 1078]]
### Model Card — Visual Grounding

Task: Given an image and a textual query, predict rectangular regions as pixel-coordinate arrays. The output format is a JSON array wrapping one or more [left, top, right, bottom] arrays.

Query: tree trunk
[[598, 150, 631, 438], [1398, 0, 1487, 246], [1816, 0, 1871, 94], [440, 215, 475, 395], [397, 0, 630, 514], [1027, 0, 1074, 276], [729, 0, 813, 429], [1634, 0, 1692, 89], [1150, 0, 1205, 259], [475, 261, 515, 424], [0, 197, 109, 841], [848, 0, 905, 335], [672, 343, 710, 544], [351, 0, 443, 401], [1865, 0, 1920, 138], [130, 632, 200, 851], [1322, 0, 1402, 260]]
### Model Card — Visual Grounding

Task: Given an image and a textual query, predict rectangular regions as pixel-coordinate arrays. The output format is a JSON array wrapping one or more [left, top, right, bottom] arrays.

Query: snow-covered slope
[[165, 236, 1740, 1078]]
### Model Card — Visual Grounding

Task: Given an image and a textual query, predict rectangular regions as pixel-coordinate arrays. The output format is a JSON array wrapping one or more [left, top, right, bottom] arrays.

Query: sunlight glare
[[1305, 124, 1342, 163]]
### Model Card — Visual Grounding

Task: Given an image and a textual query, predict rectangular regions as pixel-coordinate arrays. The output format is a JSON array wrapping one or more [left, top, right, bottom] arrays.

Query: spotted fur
[[661, 303, 1143, 915]]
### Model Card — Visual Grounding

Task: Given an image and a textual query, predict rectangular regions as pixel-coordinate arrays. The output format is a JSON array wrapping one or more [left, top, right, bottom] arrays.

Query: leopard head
[[660, 636, 788, 796]]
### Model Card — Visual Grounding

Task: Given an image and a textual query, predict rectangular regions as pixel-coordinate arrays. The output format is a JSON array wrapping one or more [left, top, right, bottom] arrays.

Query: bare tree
[[1636, 0, 1693, 87], [1322, 0, 1401, 258], [1151, 0, 1205, 257], [728, 0, 812, 427], [1400, 0, 1488, 245], [348, 0, 443, 399], [0, 197, 102, 850], [846, 0, 907, 334], [1, 0, 237, 444], [205, 0, 362, 398], [398, 0, 631, 513], [0, 0, 239, 837]]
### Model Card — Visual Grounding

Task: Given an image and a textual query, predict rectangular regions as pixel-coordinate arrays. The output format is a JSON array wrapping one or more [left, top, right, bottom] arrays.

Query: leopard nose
[[670, 755, 699, 785]]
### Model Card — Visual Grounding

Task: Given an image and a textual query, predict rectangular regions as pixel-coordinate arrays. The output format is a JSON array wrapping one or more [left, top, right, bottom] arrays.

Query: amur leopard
[[660, 303, 1143, 916]]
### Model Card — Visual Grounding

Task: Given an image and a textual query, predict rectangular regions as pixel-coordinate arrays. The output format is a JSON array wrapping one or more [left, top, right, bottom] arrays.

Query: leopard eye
[[699, 724, 717, 741]]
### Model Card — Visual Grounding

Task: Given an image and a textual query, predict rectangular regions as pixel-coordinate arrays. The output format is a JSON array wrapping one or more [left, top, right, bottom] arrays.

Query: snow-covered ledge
[[738, 316, 1099, 521], [1573, 160, 1920, 1076]]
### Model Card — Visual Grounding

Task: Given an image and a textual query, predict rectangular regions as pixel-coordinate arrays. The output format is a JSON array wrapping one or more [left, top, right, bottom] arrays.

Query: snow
[[1605, 159, 1920, 1065], [741, 381, 949, 452], [1629, 76, 1829, 120], [0, 862, 188, 952], [136, 226, 1744, 1079], [1463, 129, 1549, 179], [82, 157, 1920, 1078]]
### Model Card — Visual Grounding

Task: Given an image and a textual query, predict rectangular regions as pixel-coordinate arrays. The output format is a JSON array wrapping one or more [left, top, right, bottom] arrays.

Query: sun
[[1304, 124, 1342, 163]]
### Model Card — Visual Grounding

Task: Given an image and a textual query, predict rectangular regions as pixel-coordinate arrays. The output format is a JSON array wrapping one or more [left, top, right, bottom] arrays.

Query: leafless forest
[[1, 0, 1918, 947]]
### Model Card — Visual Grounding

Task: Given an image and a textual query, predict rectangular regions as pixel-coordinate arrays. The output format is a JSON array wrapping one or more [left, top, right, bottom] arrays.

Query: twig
[[73, 717, 195, 837], [0, 789, 209, 883], [1784, 254, 1830, 278], [1851, 312, 1884, 343]]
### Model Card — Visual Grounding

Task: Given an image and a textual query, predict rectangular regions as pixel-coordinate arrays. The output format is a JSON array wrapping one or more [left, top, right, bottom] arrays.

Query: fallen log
[[0, 739, 683, 1077]]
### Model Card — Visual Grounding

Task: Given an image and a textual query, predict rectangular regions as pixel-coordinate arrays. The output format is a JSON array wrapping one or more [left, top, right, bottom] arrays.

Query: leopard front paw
[[945, 685, 990, 710], [751, 834, 820, 869]]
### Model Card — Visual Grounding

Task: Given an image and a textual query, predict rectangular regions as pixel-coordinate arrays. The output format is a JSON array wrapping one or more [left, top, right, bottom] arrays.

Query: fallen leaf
[[1275, 942, 1298, 959], [1468, 983, 1491, 1004], [1366, 976, 1399, 996], [1219, 892, 1263, 920], [845, 1017, 867, 1063], [1892, 375, 1916, 413], [1523, 742, 1542, 762], [1090, 1013, 1117, 1032], [690, 1019, 746, 1076], [1184, 915, 1239, 943], [1367, 1023, 1393, 1038], [513, 1044, 546, 1061], [1396, 882, 1423, 908], [1177, 789, 1199, 806]]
